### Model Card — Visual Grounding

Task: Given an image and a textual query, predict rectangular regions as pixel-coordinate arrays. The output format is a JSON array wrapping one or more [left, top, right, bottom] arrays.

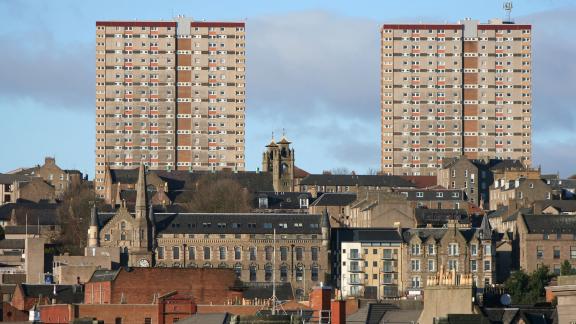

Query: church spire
[[135, 163, 147, 219]]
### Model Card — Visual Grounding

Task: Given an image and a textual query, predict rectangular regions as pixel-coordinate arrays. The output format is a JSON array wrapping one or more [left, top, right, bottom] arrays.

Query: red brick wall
[[310, 287, 331, 320], [2, 302, 29, 322], [331, 300, 346, 324], [78, 304, 157, 323], [40, 304, 74, 324], [110, 268, 239, 304], [84, 281, 112, 304], [197, 305, 262, 316]]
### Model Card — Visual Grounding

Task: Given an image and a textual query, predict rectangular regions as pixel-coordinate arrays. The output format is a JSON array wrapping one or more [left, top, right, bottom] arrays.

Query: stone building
[[262, 136, 295, 193], [515, 213, 576, 274], [401, 217, 495, 297], [437, 157, 490, 208], [89, 164, 331, 298], [489, 178, 552, 211], [13, 157, 83, 198], [297, 174, 415, 194], [346, 190, 415, 228]]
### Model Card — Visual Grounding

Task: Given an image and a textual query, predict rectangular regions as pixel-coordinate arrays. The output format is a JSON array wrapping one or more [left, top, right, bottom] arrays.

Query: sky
[[0, 0, 575, 178]]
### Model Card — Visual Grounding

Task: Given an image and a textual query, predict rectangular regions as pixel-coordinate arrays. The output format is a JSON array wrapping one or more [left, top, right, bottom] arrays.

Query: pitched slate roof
[[254, 192, 314, 210], [522, 214, 576, 234], [310, 193, 357, 207], [402, 227, 483, 243], [545, 179, 576, 190], [0, 201, 59, 224], [399, 176, 438, 188], [240, 282, 293, 301], [393, 189, 465, 201], [335, 228, 403, 242], [88, 269, 120, 282], [414, 209, 469, 227], [489, 159, 526, 171], [109, 169, 274, 192], [20, 284, 84, 304], [538, 200, 576, 213], [97, 212, 324, 235], [0, 239, 25, 249], [299, 174, 415, 188], [0, 173, 30, 184]]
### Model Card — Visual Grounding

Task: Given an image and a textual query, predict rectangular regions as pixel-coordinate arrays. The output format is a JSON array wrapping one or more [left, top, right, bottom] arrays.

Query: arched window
[[311, 264, 319, 282], [249, 264, 257, 282], [234, 263, 242, 278], [265, 246, 273, 261], [249, 247, 257, 261], [120, 221, 126, 231], [296, 264, 304, 281], [120, 232, 126, 241], [204, 247, 211, 260], [219, 246, 227, 260], [234, 247, 242, 260], [264, 263, 273, 282], [280, 264, 288, 282]]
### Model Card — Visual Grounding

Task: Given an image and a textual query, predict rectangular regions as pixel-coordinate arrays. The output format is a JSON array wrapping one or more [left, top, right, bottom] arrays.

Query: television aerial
[[504, 2, 513, 23]]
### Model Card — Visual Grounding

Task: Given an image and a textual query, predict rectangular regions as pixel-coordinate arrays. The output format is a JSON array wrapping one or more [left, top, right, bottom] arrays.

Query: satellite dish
[[500, 293, 512, 306]]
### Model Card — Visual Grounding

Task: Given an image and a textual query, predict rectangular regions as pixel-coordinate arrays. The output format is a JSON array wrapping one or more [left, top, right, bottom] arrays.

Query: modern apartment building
[[381, 19, 532, 176], [95, 17, 246, 196]]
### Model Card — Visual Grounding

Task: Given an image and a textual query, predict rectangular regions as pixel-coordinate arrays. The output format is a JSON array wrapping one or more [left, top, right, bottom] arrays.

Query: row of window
[[410, 243, 492, 256], [157, 245, 320, 262], [536, 246, 576, 260], [410, 259, 491, 272]]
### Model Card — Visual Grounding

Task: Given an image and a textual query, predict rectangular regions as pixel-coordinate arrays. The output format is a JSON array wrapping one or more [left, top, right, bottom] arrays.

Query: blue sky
[[0, 0, 575, 178]]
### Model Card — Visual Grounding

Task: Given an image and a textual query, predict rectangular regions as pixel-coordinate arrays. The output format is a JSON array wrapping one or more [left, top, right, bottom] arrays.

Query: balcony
[[347, 278, 364, 285], [381, 253, 396, 260], [381, 267, 396, 273], [348, 253, 362, 260], [348, 264, 365, 272]]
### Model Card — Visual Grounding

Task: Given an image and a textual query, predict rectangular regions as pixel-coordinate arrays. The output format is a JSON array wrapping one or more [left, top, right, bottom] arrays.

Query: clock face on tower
[[138, 259, 150, 267]]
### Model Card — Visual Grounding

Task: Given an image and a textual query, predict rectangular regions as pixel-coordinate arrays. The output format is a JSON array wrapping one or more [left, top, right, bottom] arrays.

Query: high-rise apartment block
[[381, 19, 532, 176], [95, 17, 246, 196]]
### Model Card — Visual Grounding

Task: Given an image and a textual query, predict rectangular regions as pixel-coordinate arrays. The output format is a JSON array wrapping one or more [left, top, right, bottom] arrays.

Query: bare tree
[[56, 182, 99, 254], [330, 167, 352, 175], [184, 175, 252, 213]]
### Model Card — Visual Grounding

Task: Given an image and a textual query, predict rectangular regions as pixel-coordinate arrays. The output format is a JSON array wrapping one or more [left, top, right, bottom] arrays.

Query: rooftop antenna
[[504, 2, 513, 23]]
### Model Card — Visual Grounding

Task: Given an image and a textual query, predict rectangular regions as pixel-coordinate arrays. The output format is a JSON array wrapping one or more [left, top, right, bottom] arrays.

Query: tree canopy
[[504, 266, 552, 305]]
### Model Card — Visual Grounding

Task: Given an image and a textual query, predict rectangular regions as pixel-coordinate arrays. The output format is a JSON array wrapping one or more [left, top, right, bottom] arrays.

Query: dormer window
[[258, 197, 268, 208], [299, 198, 309, 208]]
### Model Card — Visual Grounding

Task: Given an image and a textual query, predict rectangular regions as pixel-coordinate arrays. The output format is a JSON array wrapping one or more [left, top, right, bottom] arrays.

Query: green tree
[[561, 260, 576, 275], [504, 266, 552, 305]]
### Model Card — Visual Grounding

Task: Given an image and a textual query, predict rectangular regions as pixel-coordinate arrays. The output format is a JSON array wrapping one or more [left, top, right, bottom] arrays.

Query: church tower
[[262, 134, 295, 192], [130, 164, 153, 267]]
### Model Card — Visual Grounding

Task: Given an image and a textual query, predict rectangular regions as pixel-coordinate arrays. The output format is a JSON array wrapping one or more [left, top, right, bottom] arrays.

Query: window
[[188, 246, 196, 260], [427, 244, 435, 255], [383, 249, 393, 259], [115, 318, 122, 324], [217, 246, 226, 260], [296, 264, 304, 281], [428, 259, 436, 272], [158, 247, 164, 259], [554, 247, 561, 259], [204, 247, 211, 260], [484, 244, 492, 256], [383, 260, 393, 272], [265, 246, 273, 261], [470, 260, 477, 272], [265, 263, 273, 281], [234, 263, 242, 278], [249, 264, 257, 281], [571, 246, 576, 259], [554, 264, 561, 275], [448, 243, 459, 256], [411, 276, 421, 288], [234, 247, 241, 260], [144, 318, 151, 324], [296, 247, 304, 261], [173, 246, 180, 260], [484, 260, 491, 271], [543, 233, 549, 240], [536, 246, 543, 259], [280, 247, 288, 261], [349, 248, 360, 259], [471, 244, 478, 256], [411, 244, 421, 256], [311, 247, 319, 261], [448, 259, 458, 271], [249, 247, 256, 261], [311, 264, 319, 281], [411, 259, 420, 272], [280, 264, 288, 281]]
